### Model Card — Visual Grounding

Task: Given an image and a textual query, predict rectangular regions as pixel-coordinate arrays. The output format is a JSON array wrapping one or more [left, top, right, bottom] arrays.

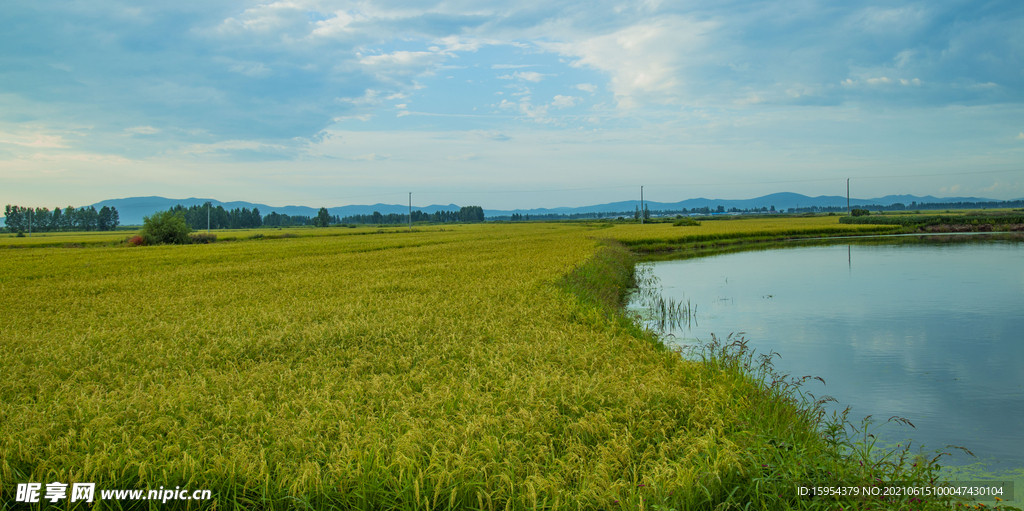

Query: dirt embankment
[[920, 223, 1024, 233]]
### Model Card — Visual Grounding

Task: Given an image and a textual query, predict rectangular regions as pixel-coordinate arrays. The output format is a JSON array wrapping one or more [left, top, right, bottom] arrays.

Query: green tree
[[51, 207, 63, 231], [141, 210, 192, 244], [4, 205, 25, 232], [98, 206, 113, 231], [316, 207, 331, 227]]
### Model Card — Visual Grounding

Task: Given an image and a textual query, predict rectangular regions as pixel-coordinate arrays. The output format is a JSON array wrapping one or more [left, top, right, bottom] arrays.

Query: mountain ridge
[[5, 193, 1021, 225]]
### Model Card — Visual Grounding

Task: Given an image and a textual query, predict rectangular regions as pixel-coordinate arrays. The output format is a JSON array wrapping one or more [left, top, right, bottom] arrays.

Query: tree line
[[4, 205, 120, 233], [163, 203, 486, 228], [341, 206, 485, 224], [167, 203, 341, 229]]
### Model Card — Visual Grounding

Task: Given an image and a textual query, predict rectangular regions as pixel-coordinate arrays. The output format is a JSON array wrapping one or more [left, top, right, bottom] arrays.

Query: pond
[[628, 238, 1024, 481]]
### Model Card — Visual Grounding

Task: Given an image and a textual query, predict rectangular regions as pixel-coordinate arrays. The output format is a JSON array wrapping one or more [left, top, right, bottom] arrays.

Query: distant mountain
[[482, 192, 1006, 216], [3, 193, 1015, 226]]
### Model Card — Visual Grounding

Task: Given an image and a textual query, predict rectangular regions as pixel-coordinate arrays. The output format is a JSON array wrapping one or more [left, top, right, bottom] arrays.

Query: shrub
[[16, 231, 25, 237], [127, 235, 146, 246], [851, 208, 870, 217], [190, 232, 218, 244], [140, 210, 192, 245], [673, 217, 701, 227]]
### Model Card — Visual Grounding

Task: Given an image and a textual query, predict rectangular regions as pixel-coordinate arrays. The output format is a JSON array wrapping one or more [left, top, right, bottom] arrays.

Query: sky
[[2, 0, 1023, 210]]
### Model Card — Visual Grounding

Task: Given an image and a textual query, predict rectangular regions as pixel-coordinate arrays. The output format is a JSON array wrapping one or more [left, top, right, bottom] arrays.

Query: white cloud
[[575, 83, 597, 93], [1017, 133, 1024, 140], [492, 64, 532, 69], [551, 95, 580, 109], [215, 1, 306, 36], [498, 71, 549, 82], [0, 131, 69, 148], [541, 15, 718, 109], [396, 111, 410, 117], [124, 126, 160, 135], [899, 78, 922, 86], [434, 36, 480, 53], [519, 102, 550, 120], [354, 153, 389, 161], [311, 11, 358, 37], [468, 130, 510, 141], [894, 50, 917, 68], [24, 152, 132, 164], [338, 90, 381, 106], [851, 7, 927, 33], [332, 114, 373, 122], [229, 62, 271, 77], [733, 94, 764, 106], [360, 51, 442, 69], [514, 71, 548, 83], [175, 139, 288, 156], [866, 77, 893, 85], [358, 51, 448, 84]]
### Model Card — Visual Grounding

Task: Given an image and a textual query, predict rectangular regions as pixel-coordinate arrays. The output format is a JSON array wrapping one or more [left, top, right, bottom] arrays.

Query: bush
[[190, 232, 218, 244], [673, 217, 701, 227], [127, 235, 146, 246], [140, 210, 192, 245], [851, 208, 870, 217]]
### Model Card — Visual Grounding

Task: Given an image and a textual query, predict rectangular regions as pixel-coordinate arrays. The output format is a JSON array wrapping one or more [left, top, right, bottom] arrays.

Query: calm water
[[628, 240, 1024, 475]]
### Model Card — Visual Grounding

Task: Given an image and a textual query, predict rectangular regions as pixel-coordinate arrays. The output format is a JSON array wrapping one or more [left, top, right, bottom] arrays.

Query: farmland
[[0, 219, 962, 509]]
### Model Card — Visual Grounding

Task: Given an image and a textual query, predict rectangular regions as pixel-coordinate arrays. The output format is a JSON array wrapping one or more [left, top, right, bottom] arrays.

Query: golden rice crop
[[0, 221, 917, 509]]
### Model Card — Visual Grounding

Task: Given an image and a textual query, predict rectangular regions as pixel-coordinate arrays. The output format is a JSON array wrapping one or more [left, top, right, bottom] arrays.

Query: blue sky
[[2, 0, 1022, 209]]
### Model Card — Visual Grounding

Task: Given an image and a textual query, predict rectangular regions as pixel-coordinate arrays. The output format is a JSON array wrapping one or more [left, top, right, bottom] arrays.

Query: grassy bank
[[0, 220, 1005, 509], [601, 216, 902, 257]]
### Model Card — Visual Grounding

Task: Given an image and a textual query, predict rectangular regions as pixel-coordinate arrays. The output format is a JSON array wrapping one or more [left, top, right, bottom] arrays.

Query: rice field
[[603, 216, 902, 251], [0, 219, 961, 509]]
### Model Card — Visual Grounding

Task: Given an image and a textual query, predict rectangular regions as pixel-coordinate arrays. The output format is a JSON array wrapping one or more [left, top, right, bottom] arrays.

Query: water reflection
[[628, 240, 1024, 474]]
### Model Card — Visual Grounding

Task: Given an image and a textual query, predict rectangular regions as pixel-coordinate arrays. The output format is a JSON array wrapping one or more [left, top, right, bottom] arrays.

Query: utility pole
[[641, 186, 644, 225], [408, 192, 412, 230], [847, 179, 850, 216]]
